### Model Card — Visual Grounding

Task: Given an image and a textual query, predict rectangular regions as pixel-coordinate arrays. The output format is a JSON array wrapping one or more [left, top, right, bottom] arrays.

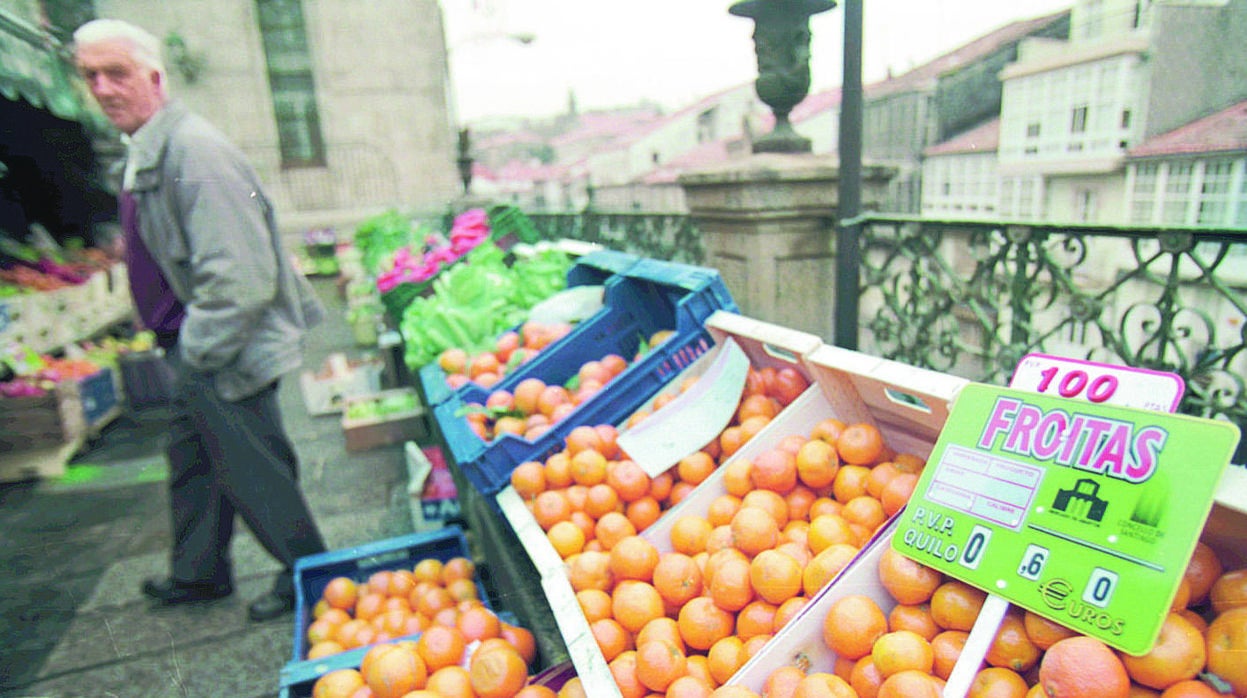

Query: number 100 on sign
[[1010, 353, 1184, 413]]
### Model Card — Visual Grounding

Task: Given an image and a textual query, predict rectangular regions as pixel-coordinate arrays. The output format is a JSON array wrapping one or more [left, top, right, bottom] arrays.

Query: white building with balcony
[[1124, 99, 1247, 228], [996, 0, 1247, 223], [920, 119, 1003, 220]]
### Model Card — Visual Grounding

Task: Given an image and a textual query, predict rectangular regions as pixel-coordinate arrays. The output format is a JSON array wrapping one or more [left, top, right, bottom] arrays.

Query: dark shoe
[[247, 591, 295, 622], [142, 577, 233, 605]]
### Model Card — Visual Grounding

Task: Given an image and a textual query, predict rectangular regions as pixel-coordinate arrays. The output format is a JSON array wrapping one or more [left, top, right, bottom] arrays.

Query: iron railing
[[527, 211, 705, 265], [851, 216, 1247, 433], [527, 210, 1247, 454]]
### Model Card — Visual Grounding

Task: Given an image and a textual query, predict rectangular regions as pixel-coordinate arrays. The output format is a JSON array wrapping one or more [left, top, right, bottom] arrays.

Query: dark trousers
[[166, 353, 326, 597]]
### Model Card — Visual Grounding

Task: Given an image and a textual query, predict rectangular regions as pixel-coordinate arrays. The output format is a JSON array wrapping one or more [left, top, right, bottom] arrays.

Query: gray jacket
[[127, 100, 324, 401]]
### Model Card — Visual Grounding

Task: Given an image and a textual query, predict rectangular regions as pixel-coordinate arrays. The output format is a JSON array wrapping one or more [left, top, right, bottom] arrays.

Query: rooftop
[[865, 9, 1070, 99], [924, 118, 1001, 156], [1128, 100, 1247, 159]]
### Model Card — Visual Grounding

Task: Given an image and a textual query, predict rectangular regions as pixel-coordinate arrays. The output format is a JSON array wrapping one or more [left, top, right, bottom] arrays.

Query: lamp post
[[444, 30, 536, 196], [729, 0, 836, 154], [456, 127, 473, 195]]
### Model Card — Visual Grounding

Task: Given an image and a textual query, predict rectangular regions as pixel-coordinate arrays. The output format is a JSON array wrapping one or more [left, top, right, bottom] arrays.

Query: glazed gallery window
[[256, 0, 326, 167]]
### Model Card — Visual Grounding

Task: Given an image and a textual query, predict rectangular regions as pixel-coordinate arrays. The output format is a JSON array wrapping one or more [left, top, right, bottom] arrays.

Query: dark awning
[[0, 8, 110, 133]]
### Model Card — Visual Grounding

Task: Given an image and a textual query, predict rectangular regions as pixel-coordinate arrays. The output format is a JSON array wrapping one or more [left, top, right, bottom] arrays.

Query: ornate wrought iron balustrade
[[523, 210, 1247, 453], [526, 211, 705, 265], [852, 214, 1247, 444]]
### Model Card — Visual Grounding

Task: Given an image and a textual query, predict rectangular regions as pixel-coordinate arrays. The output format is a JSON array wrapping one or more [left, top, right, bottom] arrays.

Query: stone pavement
[[0, 278, 417, 698]]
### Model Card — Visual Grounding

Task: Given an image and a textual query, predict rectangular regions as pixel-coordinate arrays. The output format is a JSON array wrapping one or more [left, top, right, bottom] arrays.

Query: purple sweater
[[120, 190, 185, 346]]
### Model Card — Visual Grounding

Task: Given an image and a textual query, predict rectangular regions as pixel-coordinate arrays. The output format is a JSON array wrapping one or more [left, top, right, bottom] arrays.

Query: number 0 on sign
[[892, 383, 1240, 655]]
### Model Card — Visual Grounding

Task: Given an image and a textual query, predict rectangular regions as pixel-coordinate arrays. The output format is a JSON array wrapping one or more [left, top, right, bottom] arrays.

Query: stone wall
[[680, 154, 894, 341]]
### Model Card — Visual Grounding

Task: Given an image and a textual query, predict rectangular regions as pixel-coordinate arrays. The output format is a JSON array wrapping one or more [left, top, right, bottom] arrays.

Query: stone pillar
[[678, 154, 892, 341]]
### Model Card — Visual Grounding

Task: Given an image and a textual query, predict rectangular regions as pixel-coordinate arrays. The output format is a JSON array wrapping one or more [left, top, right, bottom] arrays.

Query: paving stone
[[14, 624, 288, 698], [77, 552, 167, 612], [36, 575, 274, 679]]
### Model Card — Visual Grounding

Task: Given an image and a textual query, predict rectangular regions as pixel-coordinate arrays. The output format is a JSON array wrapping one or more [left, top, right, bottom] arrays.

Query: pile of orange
[[310, 631, 542, 698], [438, 321, 573, 390], [521, 399, 933, 698], [302, 556, 533, 667], [739, 539, 1247, 698], [460, 329, 683, 444], [509, 364, 812, 559]]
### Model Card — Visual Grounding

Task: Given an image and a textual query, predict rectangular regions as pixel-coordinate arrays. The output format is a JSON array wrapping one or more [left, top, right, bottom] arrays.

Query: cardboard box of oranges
[[497, 310, 823, 580], [498, 337, 969, 698], [725, 489, 1246, 698]]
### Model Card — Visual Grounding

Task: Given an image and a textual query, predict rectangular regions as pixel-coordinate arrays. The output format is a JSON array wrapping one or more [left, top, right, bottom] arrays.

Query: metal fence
[[528, 211, 705, 265], [528, 210, 1247, 456], [852, 216, 1247, 438]]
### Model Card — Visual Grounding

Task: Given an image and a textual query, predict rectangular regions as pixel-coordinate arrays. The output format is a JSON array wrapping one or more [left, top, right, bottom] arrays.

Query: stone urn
[[730, 0, 835, 154]]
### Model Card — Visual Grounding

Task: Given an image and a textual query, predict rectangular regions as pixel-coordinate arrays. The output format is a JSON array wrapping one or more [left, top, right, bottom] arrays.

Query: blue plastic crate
[[284, 526, 480, 679], [434, 259, 736, 503], [563, 248, 639, 287], [416, 248, 642, 411]]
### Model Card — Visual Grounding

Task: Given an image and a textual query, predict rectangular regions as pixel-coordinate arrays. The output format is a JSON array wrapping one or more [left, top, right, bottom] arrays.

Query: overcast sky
[[443, 0, 1075, 125]]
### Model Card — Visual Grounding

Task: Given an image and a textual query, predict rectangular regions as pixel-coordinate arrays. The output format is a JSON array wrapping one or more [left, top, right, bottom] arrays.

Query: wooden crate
[[341, 388, 427, 452], [0, 386, 86, 455], [0, 369, 117, 457]]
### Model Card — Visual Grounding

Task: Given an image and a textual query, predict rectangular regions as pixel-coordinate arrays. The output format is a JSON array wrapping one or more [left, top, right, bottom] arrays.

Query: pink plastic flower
[[427, 245, 458, 265], [410, 257, 441, 283], [452, 208, 489, 232]]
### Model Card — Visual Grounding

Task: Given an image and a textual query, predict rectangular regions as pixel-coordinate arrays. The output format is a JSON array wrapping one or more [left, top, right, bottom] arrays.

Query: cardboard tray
[[728, 495, 1247, 693], [513, 342, 968, 698], [640, 343, 969, 553], [0, 368, 118, 456], [300, 355, 384, 416], [341, 388, 426, 453]]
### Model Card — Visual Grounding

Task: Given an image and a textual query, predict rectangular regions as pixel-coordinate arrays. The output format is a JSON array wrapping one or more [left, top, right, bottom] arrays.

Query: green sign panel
[[892, 383, 1240, 655]]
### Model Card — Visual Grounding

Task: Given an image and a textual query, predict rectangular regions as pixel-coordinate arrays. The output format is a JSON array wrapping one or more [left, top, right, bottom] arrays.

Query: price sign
[[892, 383, 1239, 655], [1010, 353, 1185, 413]]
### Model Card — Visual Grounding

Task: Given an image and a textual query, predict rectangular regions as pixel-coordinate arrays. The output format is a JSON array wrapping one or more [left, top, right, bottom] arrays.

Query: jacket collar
[[127, 100, 190, 174]]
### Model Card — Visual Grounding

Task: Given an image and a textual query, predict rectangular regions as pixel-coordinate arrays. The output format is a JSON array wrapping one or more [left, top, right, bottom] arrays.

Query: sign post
[[894, 355, 1239, 697]]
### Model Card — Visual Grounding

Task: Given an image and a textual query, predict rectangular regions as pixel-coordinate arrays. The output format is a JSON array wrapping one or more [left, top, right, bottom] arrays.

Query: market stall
[[276, 204, 1246, 698], [0, 6, 136, 481]]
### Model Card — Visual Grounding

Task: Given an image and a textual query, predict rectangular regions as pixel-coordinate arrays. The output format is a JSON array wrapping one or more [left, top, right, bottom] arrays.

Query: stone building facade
[[88, 0, 460, 237]]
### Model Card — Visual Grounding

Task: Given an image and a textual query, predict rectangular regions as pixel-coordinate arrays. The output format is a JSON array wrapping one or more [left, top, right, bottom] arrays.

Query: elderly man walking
[[73, 18, 328, 622]]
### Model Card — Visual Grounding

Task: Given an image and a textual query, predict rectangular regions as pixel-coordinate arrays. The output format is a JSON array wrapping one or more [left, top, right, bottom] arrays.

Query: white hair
[[73, 19, 167, 76]]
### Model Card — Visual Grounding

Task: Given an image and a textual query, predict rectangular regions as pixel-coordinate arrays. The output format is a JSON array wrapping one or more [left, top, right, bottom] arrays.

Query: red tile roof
[[549, 109, 663, 148], [641, 138, 737, 184], [865, 9, 1069, 99], [473, 159, 577, 183], [1128, 100, 1247, 158], [615, 82, 758, 144], [924, 118, 1000, 156]]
